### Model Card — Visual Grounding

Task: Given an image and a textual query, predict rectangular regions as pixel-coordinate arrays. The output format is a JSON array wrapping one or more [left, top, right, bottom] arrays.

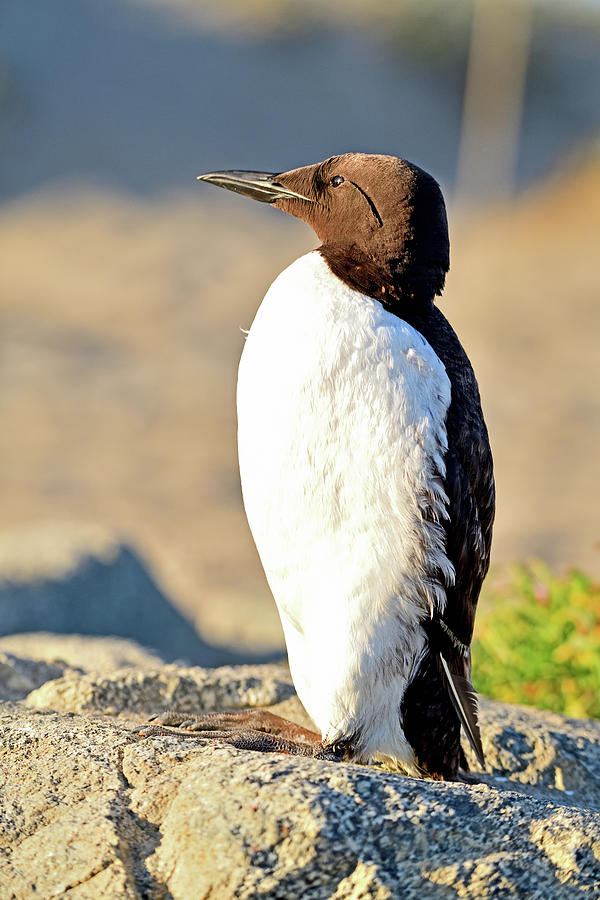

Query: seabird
[[141, 154, 495, 780]]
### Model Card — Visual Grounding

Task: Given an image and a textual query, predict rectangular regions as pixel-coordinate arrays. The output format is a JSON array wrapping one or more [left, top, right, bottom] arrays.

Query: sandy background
[[1, 155, 598, 653], [2, 0, 599, 655]]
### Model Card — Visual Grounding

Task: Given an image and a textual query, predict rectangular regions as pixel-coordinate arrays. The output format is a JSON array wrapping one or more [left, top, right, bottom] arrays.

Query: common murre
[[139, 154, 495, 780]]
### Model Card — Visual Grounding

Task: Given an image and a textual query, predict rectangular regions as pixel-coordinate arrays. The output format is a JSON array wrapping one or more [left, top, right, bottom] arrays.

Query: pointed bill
[[197, 170, 312, 203]]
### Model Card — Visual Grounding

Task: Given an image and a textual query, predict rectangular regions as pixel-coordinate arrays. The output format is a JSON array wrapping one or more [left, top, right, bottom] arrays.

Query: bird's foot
[[133, 708, 341, 761]]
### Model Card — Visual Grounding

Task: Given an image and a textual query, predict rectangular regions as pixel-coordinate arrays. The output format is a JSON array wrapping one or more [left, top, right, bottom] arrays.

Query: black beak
[[197, 170, 312, 203]]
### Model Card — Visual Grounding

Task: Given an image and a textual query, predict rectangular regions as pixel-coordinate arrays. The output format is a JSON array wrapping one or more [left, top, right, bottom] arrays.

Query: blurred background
[[0, 0, 599, 671]]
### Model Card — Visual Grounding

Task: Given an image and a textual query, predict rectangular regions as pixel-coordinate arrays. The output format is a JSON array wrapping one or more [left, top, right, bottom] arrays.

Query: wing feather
[[400, 304, 495, 778]]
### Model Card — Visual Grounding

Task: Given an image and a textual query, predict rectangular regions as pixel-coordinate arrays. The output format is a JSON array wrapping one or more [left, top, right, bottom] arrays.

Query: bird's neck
[[318, 243, 442, 319]]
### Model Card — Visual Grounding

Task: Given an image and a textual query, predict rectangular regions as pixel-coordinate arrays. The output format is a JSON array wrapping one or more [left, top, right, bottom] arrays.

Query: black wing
[[401, 305, 495, 778]]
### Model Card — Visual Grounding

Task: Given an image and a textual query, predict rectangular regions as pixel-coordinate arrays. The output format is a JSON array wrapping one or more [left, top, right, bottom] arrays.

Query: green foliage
[[472, 563, 600, 719]]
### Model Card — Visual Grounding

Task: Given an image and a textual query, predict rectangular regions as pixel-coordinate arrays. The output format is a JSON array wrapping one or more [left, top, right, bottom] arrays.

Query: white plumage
[[237, 251, 454, 766]]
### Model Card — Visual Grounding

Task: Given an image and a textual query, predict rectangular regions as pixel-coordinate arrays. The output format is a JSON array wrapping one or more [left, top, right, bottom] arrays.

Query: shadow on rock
[[0, 523, 280, 667]]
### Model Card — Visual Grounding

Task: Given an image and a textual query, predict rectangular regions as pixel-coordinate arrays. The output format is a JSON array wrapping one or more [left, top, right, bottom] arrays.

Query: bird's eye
[[330, 175, 345, 188]]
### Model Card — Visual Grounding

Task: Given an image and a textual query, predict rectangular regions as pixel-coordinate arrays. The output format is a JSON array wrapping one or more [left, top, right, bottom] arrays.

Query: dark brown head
[[198, 153, 449, 307]]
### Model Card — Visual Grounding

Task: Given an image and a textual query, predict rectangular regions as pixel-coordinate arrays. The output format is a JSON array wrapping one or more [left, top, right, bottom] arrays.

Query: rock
[[0, 650, 69, 701], [1, 636, 599, 898], [464, 699, 600, 814], [0, 634, 168, 702], [0, 522, 247, 665], [25, 661, 296, 717]]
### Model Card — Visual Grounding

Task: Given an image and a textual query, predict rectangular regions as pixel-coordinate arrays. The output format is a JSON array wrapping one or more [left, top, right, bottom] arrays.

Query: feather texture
[[438, 653, 485, 768], [237, 252, 453, 765]]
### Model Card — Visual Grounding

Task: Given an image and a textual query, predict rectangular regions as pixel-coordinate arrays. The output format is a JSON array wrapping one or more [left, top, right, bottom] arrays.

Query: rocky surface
[[1, 636, 599, 898]]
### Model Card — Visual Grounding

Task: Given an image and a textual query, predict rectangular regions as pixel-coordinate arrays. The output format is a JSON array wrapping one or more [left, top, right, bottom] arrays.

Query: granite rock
[[1, 636, 599, 898]]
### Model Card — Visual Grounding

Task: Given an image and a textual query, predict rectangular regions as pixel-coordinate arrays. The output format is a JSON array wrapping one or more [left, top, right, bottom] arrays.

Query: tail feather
[[438, 653, 485, 769]]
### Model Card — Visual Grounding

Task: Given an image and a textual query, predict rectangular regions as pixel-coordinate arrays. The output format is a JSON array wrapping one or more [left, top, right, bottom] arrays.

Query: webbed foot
[[133, 708, 341, 761]]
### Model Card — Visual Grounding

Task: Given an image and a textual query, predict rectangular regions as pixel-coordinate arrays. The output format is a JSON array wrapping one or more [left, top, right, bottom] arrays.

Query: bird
[[139, 154, 495, 781]]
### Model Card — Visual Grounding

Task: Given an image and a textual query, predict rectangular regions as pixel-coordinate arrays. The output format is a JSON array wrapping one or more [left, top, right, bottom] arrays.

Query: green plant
[[472, 562, 600, 719]]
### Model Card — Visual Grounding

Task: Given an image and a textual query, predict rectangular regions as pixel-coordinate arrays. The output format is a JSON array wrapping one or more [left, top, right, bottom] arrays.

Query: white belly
[[237, 252, 453, 763]]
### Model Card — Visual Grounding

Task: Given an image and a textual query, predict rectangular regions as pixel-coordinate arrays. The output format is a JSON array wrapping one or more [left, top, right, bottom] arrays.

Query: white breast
[[237, 252, 453, 765]]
